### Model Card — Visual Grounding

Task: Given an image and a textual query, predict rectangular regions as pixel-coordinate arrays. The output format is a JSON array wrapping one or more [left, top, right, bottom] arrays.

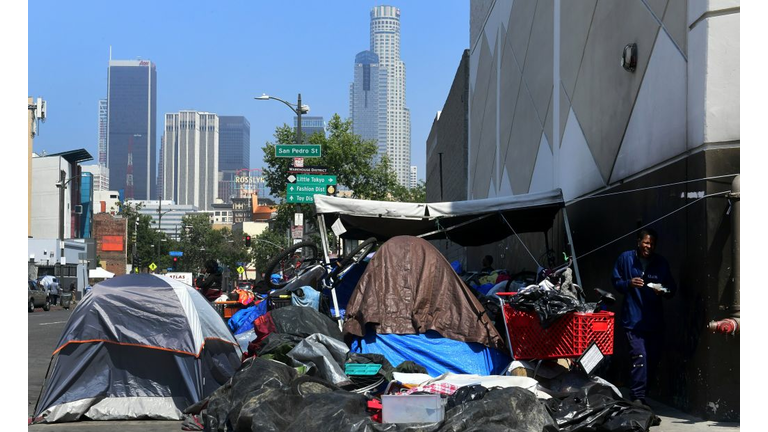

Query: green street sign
[[286, 193, 317, 204], [287, 184, 334, 194], [287, 174, 337, 185], [276, 145, 321, 158]]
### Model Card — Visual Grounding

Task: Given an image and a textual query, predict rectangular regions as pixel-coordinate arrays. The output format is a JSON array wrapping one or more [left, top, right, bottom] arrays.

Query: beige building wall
[[28, 97, 33, 237]]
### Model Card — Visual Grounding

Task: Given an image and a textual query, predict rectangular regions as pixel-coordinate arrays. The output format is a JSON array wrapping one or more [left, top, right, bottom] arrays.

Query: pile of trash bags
[[185, 306, 658, 432]]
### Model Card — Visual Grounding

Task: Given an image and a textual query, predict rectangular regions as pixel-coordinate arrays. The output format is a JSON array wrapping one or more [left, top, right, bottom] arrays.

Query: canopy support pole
[[562, 208, 583, 288], [318, 215, 342, 330]]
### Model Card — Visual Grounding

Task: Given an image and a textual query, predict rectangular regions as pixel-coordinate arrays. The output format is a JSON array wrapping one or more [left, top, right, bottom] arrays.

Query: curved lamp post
[[254, 93, 310, 144]]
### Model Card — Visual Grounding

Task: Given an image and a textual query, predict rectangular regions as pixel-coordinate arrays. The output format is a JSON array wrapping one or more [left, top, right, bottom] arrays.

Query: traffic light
[[245, 235, 251, 247], [172, 257, 178, 270]]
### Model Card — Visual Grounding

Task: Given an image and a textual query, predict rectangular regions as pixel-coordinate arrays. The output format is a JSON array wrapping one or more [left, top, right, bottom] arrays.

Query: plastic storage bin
[[381, 394, 445, 424], [503, 305, 614, 359]]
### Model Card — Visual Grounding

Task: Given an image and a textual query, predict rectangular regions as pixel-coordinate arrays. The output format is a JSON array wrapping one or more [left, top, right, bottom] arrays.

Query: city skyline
[[27, 1, 470, 185]]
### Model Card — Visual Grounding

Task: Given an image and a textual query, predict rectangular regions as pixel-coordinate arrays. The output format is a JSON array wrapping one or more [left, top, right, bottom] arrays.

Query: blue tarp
[[227, 300, 268, 335], [349, 330, 511, 376]]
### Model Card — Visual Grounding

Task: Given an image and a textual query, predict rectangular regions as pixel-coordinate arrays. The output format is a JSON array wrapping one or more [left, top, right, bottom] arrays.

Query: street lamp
[[254, 93, 310, 144]]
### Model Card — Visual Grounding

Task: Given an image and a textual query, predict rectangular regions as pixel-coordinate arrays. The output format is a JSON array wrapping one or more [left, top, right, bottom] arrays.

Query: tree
[[176, 213, 250, 273], [261, 114, 406, 233]]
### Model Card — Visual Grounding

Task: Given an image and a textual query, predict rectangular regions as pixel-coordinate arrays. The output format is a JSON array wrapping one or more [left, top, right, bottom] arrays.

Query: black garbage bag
[[440, 387, 558, 432], [539, 371, 658, 432], [445, 385, 490, 411], [507, 289, 595, 328], [272, 306, 344, 340]]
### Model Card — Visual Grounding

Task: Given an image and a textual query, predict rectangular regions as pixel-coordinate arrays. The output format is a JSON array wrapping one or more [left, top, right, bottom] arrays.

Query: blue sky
[[27, 0, 470, 182]]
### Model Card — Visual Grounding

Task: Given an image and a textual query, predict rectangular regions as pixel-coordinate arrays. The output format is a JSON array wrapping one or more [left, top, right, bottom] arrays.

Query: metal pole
[[58, 170, 66, 245], [296, 93, 302, 145]]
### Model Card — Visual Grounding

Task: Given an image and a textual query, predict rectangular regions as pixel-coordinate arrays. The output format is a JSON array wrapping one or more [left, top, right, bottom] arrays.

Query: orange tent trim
[[53, 336, 238, 358]]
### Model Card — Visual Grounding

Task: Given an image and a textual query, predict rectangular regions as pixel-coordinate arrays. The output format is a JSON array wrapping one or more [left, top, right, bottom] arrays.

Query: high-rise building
[[218, 116, 250, 203], [350, 51, 386, 158], [106, 59, 157, 200], [161, 111, 219, 210], [81, 164, 110, 191], [293, 116, 326, 140], [410, 165, 417, 190], [364, 6, 411, 187], [98, 99, 107, 166]]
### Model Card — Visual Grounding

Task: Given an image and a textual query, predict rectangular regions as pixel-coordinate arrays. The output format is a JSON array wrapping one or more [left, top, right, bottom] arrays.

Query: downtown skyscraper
[[350, 5, 411, 187], [218, 116, 250, 203], [161, 111, 219, 210], [106, 59, 157, 200]]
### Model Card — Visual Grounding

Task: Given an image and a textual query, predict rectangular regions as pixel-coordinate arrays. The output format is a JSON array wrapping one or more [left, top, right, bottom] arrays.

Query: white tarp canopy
[[314, 189, 565, 247], [89, 267, 115, 279]]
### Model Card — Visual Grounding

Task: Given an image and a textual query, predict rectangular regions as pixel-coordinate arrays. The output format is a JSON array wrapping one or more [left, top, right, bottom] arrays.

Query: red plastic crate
[[503, 304, 614, 359]]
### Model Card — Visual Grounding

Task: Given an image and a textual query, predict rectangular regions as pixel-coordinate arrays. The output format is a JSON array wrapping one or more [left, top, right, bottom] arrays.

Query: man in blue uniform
[[612, 228, 676, 406]]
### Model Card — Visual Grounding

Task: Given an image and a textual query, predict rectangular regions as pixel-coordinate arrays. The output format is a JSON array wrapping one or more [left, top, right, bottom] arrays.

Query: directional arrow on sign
[[287, 175, 297, 183]]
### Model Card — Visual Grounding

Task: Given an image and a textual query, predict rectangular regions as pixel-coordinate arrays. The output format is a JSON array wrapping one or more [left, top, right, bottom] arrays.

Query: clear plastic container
[[381, 394, 445, 424]]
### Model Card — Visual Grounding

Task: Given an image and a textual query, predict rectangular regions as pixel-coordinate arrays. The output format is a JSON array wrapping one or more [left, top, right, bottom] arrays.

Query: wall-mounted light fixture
[[622, 43, 637, 72]]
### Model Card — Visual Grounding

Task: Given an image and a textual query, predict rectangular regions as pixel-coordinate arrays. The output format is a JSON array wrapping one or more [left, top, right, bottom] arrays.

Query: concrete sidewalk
[[647, 397, 739, 432]]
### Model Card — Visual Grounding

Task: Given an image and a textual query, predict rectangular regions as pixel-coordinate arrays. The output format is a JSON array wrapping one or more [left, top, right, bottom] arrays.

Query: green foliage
[[175, 213, 251, 273], [261, 114, 419, 232]]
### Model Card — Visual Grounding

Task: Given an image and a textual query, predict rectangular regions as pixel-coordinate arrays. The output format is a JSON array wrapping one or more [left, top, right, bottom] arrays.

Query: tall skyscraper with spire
[[350, 5, 411, 187], [106, 59, 157, 200]]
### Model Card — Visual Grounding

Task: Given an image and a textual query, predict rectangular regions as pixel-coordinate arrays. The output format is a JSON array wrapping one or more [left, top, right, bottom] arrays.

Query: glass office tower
[[106, 59, 157, 200]]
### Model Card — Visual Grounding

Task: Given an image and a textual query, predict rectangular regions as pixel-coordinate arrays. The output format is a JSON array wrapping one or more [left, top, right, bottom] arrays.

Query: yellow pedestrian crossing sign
[[149, 262, 157, 271], [237, 266, 245, 274]]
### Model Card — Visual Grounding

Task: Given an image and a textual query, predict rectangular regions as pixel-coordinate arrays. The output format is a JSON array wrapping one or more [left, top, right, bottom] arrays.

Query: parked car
[[28, 280, 50, 313]]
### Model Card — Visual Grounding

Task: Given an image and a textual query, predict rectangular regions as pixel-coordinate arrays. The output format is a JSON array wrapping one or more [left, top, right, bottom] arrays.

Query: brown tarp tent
[[342, 235, 506, 351]]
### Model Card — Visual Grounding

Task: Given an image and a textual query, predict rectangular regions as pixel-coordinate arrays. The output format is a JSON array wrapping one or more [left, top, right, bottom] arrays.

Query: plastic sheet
[[506, 289, 595, 329], [227, 300, 268, 335], [349, 330, 510, 377], [287, 333, 352, 386], [539, 372, 658, 432], [440, 387, 558, 432]]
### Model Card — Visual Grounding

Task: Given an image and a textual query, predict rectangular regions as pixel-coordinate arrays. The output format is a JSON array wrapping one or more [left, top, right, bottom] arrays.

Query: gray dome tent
[[32, 274, 242, 423]]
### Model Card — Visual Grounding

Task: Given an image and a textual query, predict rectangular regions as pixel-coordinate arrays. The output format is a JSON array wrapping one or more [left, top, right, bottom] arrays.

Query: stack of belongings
[[343, 235, 511, 377], [186, 350, 658, 431]]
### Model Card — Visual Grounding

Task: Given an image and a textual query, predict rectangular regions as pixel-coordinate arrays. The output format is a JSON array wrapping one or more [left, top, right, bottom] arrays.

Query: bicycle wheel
[[264, 241, 321, 289], [330, 237, 377, 281]]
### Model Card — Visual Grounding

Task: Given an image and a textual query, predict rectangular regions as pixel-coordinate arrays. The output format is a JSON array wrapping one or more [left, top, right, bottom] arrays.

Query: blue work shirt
[[611, 250, 676, 331]]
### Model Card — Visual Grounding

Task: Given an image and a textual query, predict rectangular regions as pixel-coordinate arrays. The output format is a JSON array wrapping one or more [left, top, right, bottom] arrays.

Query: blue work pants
[[625, 329, 662, 401]]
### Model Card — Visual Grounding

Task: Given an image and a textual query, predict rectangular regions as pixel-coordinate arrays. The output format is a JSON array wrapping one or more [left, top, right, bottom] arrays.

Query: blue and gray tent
[[32, 274, 242, 423]]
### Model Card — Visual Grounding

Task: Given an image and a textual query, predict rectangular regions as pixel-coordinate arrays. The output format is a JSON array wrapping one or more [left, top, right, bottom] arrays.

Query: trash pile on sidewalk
[[31, 236, 660, 431], [184, 310, 658, 431]]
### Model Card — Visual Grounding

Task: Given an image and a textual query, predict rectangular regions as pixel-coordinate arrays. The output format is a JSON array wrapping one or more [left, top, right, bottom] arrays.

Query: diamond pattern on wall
[[611, 30, 686, 183], [521, 0, 553, 126], [571, 1, 660, 181], [473, 36, 500, 199], [469, 34, 494, 193], [528, 133, 554, 194], [560, 0, 597, 99], [499, 34, 524, 184], [560, 108, 606, 200], [503, 83, 542, 195], [507, 0, 538, 70]]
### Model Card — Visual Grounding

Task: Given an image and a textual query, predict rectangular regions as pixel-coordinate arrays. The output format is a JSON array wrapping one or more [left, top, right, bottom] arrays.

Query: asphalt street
[[27, 305, 739, 431]]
